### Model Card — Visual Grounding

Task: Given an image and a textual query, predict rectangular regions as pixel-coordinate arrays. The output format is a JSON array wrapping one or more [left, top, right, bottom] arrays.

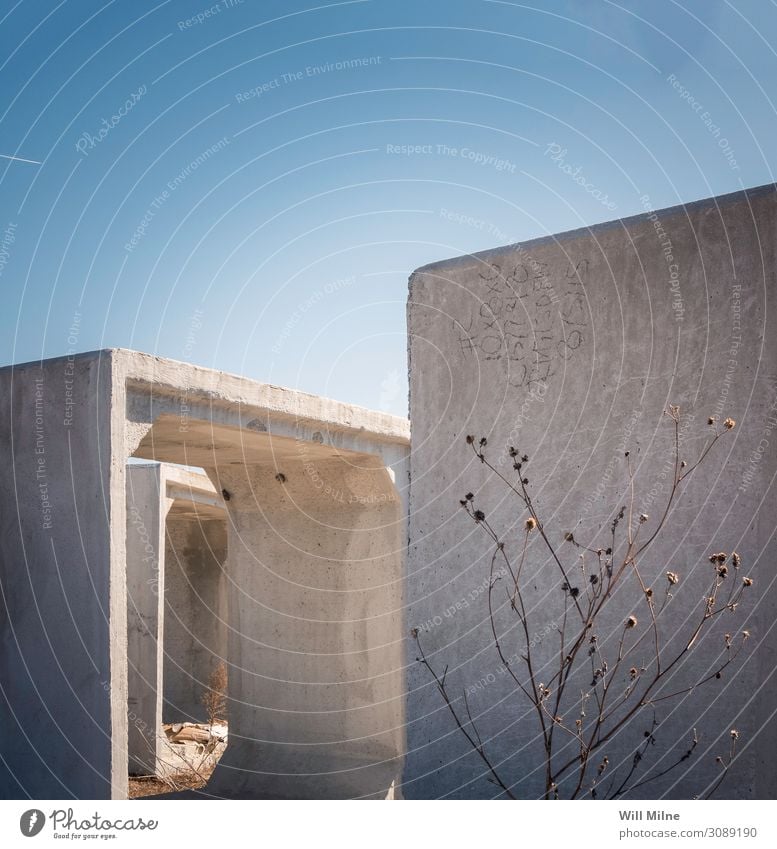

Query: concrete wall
[[405, 184, 777, 799], [118, 351, 410, 798], [0, 353, 123, 798], [126, 464, 165, 776], [126, 462, 228, 774], [162, 513, 227, 724], [1, 347, 408, 799], [201, 451, 405, 798]]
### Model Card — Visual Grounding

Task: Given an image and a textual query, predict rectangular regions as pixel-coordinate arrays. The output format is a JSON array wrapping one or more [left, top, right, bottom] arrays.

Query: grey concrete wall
[[405, 185, 777, 799], [162, 515, 227, 724], [117, 352, 410, 798], [0, 347, 409, 800], [0, 353, 122, 798], [126, 464, 165, 775], [202, 451, 405, 799]]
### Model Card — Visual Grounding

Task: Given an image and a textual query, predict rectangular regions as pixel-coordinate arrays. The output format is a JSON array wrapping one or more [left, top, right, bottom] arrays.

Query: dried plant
[[202, 661, 228, 728], [413, 407, 751, 799]]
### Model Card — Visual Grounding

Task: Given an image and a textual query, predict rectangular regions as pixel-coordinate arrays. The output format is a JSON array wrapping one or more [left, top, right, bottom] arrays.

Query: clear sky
[[1, 0, 775, 417]]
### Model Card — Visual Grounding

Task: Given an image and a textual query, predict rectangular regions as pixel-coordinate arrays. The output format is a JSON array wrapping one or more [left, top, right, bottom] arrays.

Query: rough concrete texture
[[200, 450, 404, 799], [0, 353, 121, 799], [1, 348, 409, 799], [126, 463, 166, 776], [126, 463, 227, 775], [405, 184, 777, 799], [162, 512, 227, 726], [120, 355, 410, 798]]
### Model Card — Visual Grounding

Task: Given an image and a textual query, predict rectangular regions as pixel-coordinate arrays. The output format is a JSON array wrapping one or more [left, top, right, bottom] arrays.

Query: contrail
[[0, 153, 41, 164]]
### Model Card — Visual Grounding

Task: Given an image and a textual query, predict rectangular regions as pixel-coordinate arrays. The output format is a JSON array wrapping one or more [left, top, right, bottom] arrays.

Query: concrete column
[[125, 464, 166, 775], [204, 451, 405, 798], [0, 353, 120, 799], [162, 515, 227, 723]]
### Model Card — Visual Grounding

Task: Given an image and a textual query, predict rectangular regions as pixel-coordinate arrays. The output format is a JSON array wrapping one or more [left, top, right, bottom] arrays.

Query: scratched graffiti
[[453, 257, 589, 387]]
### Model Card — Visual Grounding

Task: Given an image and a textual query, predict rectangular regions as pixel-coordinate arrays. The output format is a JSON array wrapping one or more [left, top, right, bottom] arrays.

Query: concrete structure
[[2, 184, 776, 801], [405, 184, 777, 798], [126, 463, 227, 776], [0, 350, 409, 799]]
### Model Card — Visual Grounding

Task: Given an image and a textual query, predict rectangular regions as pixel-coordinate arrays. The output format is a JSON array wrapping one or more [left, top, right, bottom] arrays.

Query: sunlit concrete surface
[[405, 184, 777, 799], [0, 350, 409, 799]]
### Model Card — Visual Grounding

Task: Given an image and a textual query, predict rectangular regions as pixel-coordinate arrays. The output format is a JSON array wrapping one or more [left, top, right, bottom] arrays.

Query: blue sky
[[1, 0, 775, 416]]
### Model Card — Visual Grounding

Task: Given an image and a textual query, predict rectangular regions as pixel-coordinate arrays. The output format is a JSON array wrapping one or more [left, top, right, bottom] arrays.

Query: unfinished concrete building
[[2, 184, 777, 800], [126, 463, 228, 777], [0, 350, 409, 799]]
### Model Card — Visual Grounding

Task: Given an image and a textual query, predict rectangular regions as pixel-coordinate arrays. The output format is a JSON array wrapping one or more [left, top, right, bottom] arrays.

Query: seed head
[[564, 532, 575, 542], [666, 571, 680, 585], [525, 517, 537, 531], [708, 416, 717, 426], [732, 552, 741, 568], [730, 729, 739, 740], [473, 510, 486, 522], [639, 513, 649, 524], [626, 615, 638, 629], [742, 576, 753, 587], [724, 417, 736, 430]]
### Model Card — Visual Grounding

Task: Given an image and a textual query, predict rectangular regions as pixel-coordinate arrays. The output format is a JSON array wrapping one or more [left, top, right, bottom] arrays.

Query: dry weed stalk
[[202, 661, 228, 728], [413, 407, 750, 799]]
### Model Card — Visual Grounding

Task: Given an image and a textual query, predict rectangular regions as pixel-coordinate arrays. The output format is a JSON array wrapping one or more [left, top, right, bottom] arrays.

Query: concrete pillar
[[0, 354, 122, 799], [125, 464, 166, 776], [204, 451, 405, 798], [162, 515, 227, 723]]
